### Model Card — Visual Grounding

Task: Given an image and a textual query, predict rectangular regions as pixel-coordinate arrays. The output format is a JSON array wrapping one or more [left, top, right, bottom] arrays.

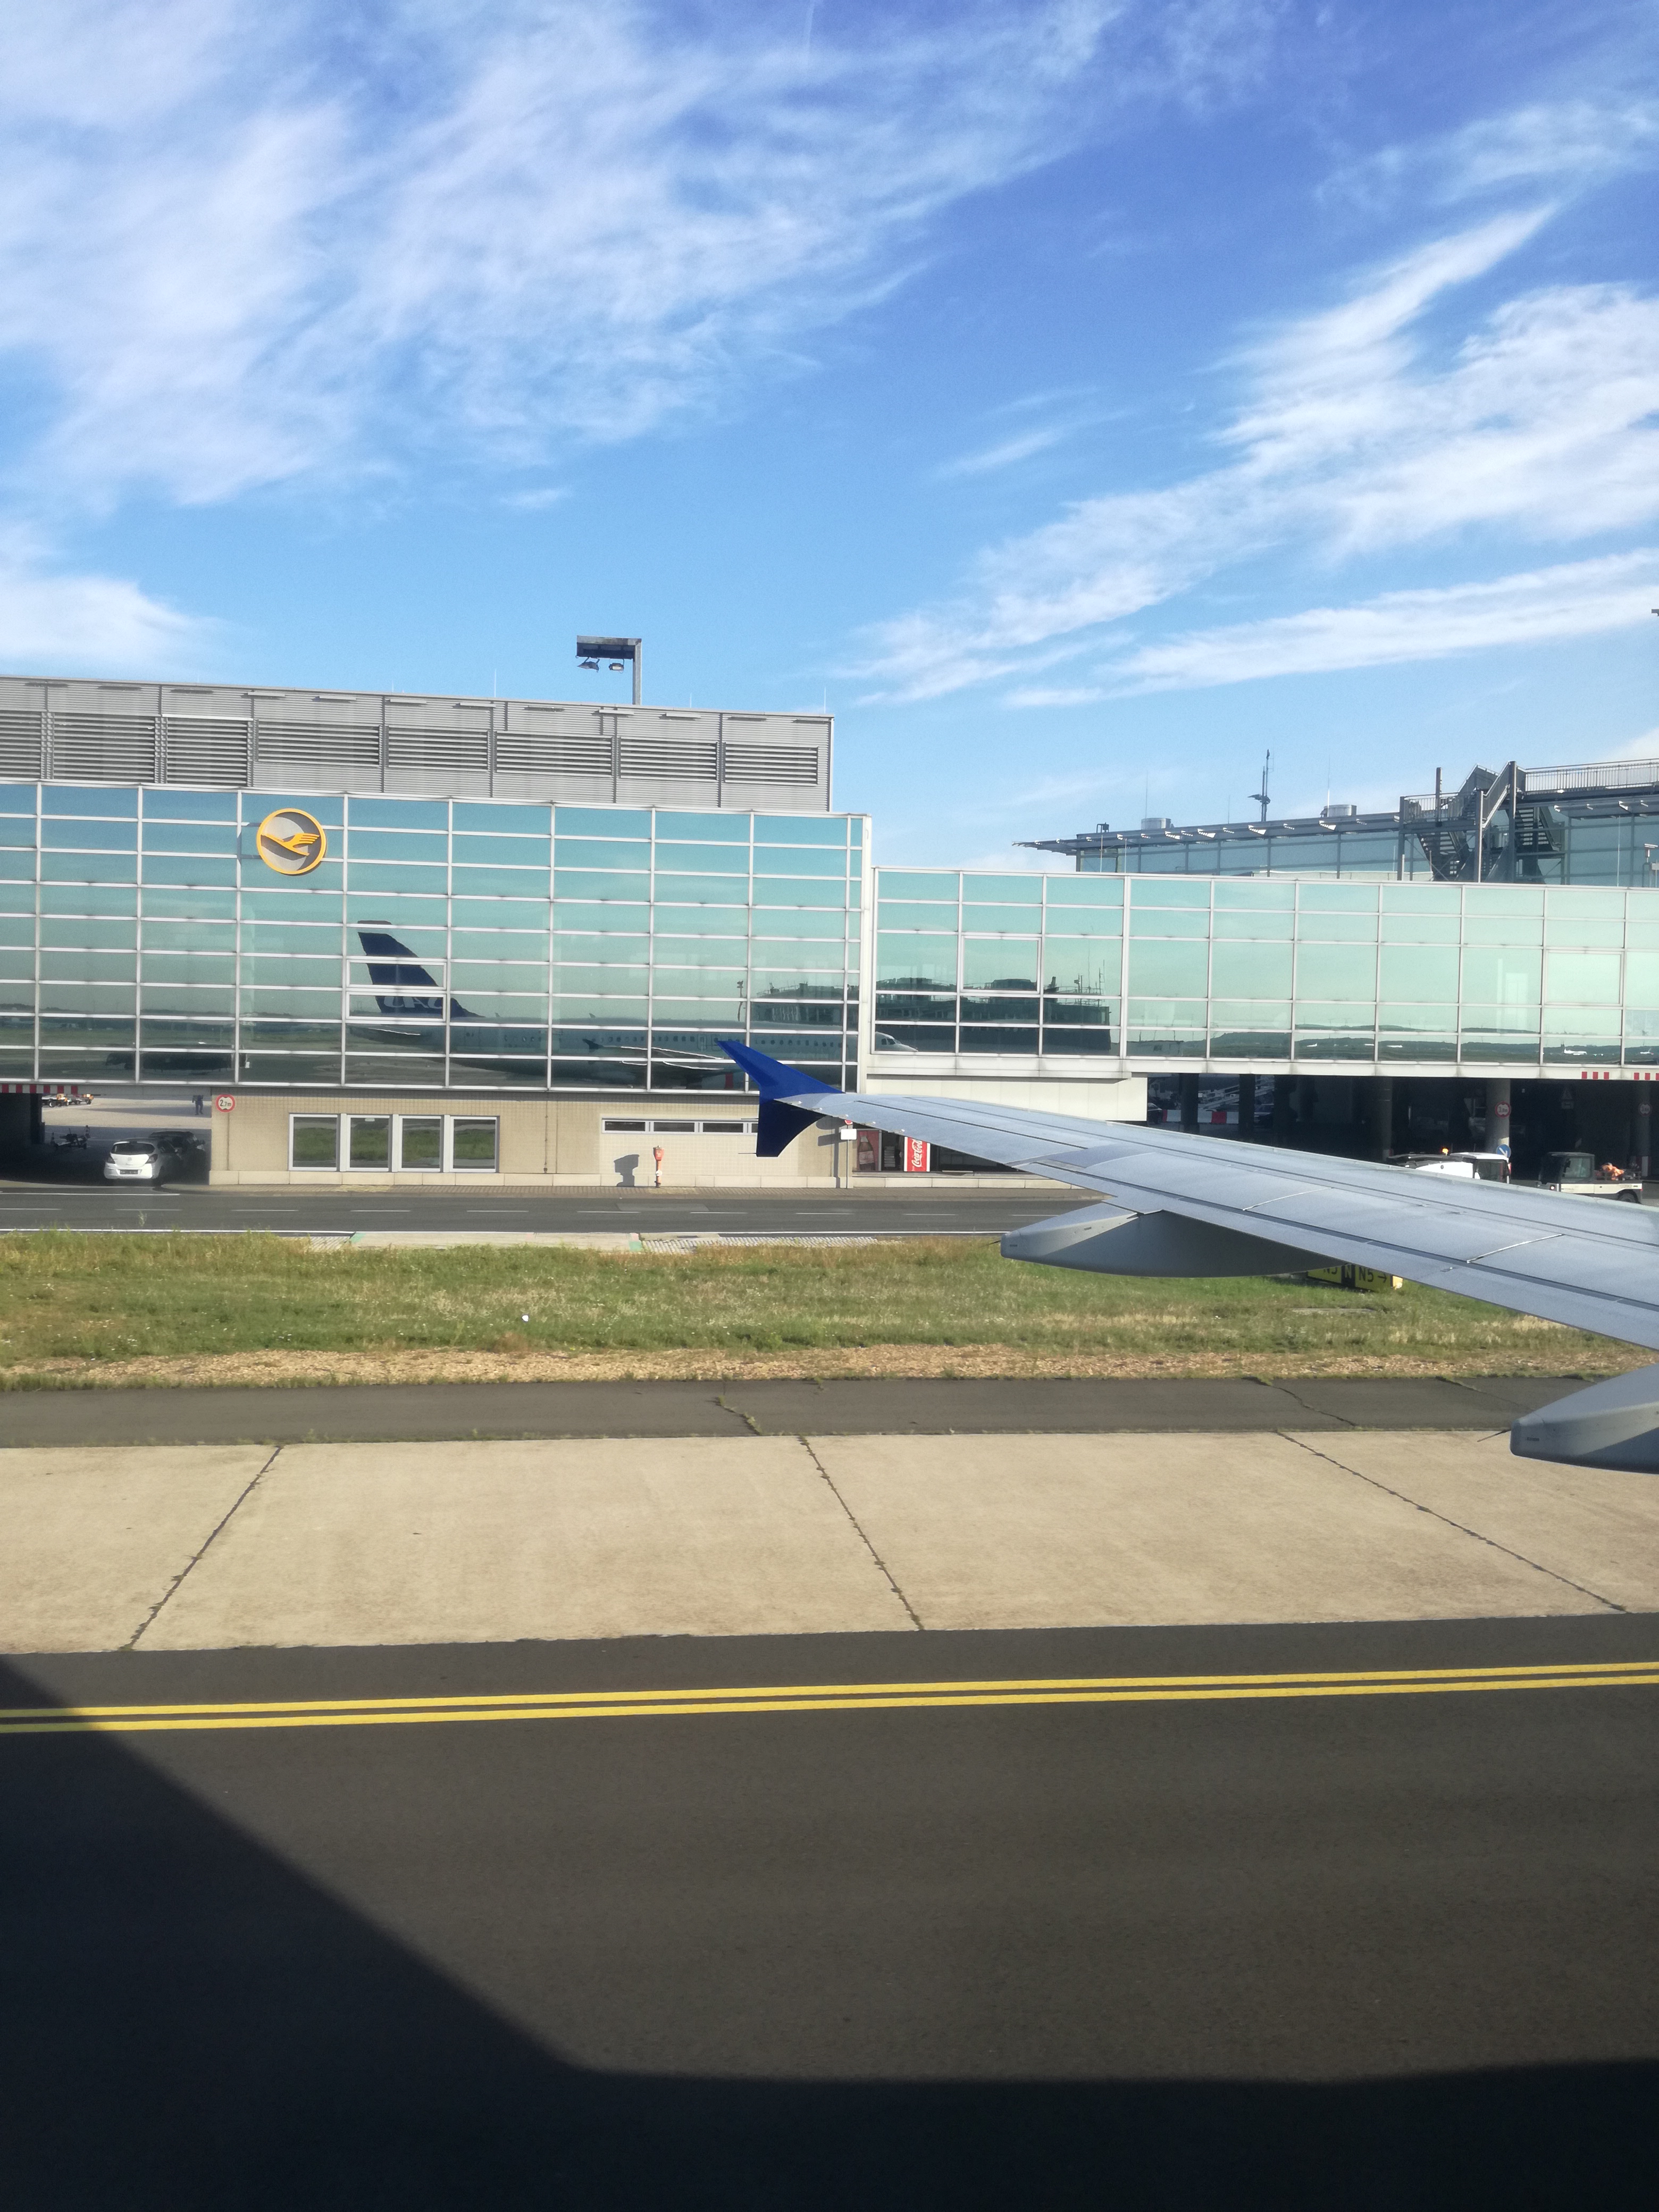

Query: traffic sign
[[214, 1094, 236, 1113]]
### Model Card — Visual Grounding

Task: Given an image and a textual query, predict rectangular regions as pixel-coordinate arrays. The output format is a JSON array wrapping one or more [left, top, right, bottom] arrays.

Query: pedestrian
[[652, 1145, 664, 1188], [194, 1093, 205, 1117]]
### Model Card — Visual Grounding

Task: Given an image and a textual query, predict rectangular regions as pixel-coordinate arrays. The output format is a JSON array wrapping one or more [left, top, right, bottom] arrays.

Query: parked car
[[1536, 1150, 1642, 1202], [103, 1139, 170, 1184]]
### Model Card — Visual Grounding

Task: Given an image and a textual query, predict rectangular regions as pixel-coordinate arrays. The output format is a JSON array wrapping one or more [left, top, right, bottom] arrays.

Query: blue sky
[[2, 0, 1656, 862]]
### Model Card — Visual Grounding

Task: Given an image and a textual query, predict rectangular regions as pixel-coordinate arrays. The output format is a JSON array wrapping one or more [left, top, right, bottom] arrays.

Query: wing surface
[[718, 1043, 1659, 1351]]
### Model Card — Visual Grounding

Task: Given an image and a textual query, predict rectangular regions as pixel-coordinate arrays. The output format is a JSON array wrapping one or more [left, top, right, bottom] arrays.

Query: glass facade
[[1069, 810, 1656, 884], [874, 868, 1659, 1073], [0, 785, 863, 1093]]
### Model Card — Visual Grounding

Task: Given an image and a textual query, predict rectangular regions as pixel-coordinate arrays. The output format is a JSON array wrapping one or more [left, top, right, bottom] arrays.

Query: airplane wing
[[718, 1040, 1659, 1473]]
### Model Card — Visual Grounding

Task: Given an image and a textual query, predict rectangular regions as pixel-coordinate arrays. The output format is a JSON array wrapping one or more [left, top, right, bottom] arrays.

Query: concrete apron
[[5, 1429, 1658, 1654]]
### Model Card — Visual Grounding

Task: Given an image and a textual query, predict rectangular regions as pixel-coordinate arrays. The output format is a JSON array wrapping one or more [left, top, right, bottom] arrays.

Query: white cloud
[[1335, 97, 1659, 208], [859, 208, 1659, 699], [937, 426, 1075, 479], [1106, 550, 1658, 691], [0, 530, 210, 669], [0, 0, 1285, 511]]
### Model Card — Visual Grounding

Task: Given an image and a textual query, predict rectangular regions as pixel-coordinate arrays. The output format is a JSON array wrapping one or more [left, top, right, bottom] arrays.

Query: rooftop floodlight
[[576, 635, 642, 705]]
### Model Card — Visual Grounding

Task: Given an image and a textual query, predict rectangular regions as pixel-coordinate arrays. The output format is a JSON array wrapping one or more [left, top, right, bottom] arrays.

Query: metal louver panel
[[254, 720, 381, 767], [722, 743, 819, 787], [49, 711, 158, 782], [497, 733, 613, 777], [0, 708, 45, 779], [163, 716, 250, 786], [621, 739, 718, 781], [386, 726, 490, 774]]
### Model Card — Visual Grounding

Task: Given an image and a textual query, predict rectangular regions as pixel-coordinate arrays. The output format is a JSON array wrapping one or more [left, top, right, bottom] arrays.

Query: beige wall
[[210, 1093, 831, 1187]]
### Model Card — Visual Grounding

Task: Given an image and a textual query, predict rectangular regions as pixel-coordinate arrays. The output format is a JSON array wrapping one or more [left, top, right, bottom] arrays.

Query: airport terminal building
[[1, 669, 1655, 1183]]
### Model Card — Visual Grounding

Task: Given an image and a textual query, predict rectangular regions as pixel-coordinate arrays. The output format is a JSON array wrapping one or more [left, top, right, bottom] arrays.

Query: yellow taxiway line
[[1, 1658, 1656, 1737]]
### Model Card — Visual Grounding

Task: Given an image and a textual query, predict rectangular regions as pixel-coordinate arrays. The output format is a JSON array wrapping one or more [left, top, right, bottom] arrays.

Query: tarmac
[[7, 1417, 1657, 1654]]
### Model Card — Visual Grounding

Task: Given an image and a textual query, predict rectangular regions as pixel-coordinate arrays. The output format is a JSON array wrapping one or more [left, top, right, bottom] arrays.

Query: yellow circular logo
[[255, 808, 327, 875]]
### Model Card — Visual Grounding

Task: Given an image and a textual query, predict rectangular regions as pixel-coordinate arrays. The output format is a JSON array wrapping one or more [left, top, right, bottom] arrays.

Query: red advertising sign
[[903, 1136, 930, 1174]]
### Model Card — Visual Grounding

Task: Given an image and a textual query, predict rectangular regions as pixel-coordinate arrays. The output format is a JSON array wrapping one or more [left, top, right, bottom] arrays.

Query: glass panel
[[1127, 999, 1205, 1055], [555, 965, 650, 998], [40, 951, 136, 982], [348, 1116, 391, 1168], [453, 803, 550, 835], [1377, 1007, 1455, 1062], [139, 986, 236, 1016], [346, 862, 448, 894], [961, 874, 1042, 906], [1545, 912, 1623, 949], [1128, 902, 1209, 939], [1459, 1007, 1541, 1062], [40, 885, 137, 916], [877, 934, 957, 988], [1542, 1008, 1620, 1063], [348, 799, 448, 831], [42, 984, 135, 1015], [1544, 951, 1621, 1005], [43, 853, 137, 884], [1296, 1003, 1376, 1058], [657, 811, 750, 843], [1041, 939, 1119, 993], [141, 856, 238, 888], [450, 1117, 499, 1169], [962, 941, 1038, 990], [45, 786, 137, 817], [240, 1023, 343, 1049], [752, 816, 846, 845], [344, 1053, 447, 1084], [875, 901, 959, 929], [141, 889, 238, 921], [1379, 944, 1457, 1001], [554, 809, 650, 839], [347, 830, 447, 862], [1625, 950, 1659, 1008], [878, 871, 957, 902], [397, 1117, 443, 1168], [238, 1055, 336, 1085], [449, 837, 548, 872], [1127, 941, 1208, 995], [961, 995, 1040, 1023], [1209, 1004, 1291, 1055], [1462, 946, 1542, 1003], [291, 1117, 340, 1168], [242, 990, 341, 1018], [450, 901, 547, 933], [958, 1025, 1039, 1053], [1043, 876, 1124, 911], [1379, 889, 1461, 941], [874, 1024, 952, 1051], [1210, 940, 1291, 997]]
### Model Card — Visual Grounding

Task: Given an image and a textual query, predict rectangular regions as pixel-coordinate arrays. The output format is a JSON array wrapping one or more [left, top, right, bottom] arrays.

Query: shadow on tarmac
[[1, 1654, 1654, 2211]]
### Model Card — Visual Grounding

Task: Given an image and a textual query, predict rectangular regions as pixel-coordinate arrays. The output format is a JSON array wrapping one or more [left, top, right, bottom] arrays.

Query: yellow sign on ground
[[1308, 1263, 1404, 1293], [255, 808, 326, 875]]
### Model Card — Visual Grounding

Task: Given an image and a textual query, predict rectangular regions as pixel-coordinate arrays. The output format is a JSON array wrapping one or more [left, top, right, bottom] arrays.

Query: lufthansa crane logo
[[255, 808, 327, 875]]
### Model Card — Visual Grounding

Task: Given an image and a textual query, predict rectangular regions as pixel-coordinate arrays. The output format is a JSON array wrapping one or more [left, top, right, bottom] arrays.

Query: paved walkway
[[6, 1427, 1657, 1653]]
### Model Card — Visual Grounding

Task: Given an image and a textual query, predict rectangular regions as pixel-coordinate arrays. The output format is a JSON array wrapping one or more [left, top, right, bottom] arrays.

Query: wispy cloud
[[937, 426, 1075, 479], [1334, 97, 1659, 208], [1108, 549, 1658, 691], [858, 205, 1659, 699], [0, 0, 1287, 514], [0, 529, 211, 669]]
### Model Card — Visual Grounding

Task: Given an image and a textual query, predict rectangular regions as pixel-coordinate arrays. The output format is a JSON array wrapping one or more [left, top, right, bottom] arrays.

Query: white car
[[1397, 1150, 1511, 1183], [103, 1139, 170, 1184]]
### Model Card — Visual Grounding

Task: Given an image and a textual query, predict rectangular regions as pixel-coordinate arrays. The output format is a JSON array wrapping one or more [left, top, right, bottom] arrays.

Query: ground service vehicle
[[1537, 1150, 1642, 1202]]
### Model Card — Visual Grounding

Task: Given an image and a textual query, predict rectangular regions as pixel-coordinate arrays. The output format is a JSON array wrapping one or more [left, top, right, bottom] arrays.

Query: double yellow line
[[2, 1658, 1656, 1738]]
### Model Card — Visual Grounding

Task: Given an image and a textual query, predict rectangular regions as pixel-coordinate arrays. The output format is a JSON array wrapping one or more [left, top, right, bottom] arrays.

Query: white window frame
[[285, 1111, 500, 1173]]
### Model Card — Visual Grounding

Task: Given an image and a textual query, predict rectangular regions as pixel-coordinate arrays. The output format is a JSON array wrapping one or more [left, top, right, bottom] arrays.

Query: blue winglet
[[718, 1040, 841, 1159]]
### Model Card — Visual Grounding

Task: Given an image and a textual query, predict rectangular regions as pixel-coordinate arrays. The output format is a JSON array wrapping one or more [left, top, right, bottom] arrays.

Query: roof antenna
[[1253, 750, 1271, 824]]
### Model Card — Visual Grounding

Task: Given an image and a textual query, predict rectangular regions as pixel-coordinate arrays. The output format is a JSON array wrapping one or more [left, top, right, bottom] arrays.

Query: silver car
[[103, 1139, 169, 1184]]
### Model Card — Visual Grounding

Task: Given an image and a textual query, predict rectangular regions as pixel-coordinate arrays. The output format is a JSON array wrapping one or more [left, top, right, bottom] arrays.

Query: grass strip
[[0, 1230, 1638, 1389]]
